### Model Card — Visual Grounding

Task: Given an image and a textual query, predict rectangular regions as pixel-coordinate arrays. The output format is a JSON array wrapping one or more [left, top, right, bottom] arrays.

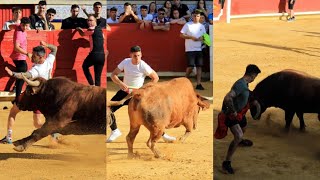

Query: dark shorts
[[288, 0, 296, 10], [186, 51, 203, 67], [225, 115, 247, 128]]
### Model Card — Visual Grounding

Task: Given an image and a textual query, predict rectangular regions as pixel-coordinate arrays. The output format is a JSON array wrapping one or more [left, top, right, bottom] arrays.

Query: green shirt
[[231, 78, 249, 112]]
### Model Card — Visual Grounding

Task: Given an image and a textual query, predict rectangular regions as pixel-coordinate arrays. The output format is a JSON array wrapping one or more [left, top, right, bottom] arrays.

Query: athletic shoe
[[162, 133, 176, 142], [195, 84, 205, 90], [106, 129, 122, 143], [239, 139, 253, 147], [222, 161, 234, 174], [0, 136, 12, 144], [287, 17, 295, 22]]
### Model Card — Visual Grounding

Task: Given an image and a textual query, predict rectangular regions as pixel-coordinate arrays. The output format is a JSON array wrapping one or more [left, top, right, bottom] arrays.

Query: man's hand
[[81, 5, 87, 11], [27, 53, 32, 60], [5, 67, 13, 77], [119, 82, 128, 92], [191, 36, 198, 41], [40, 40, 47, 47]]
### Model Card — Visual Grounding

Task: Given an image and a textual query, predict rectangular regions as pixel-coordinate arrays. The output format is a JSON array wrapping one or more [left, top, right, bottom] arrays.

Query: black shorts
[[225, 115, 247, 128], [186, 51, 203, 67], [288, 0, 296, 10]]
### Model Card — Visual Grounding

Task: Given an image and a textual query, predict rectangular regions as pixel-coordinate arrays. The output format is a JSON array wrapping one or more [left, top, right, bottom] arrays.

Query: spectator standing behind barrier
[[152, 8, 170, 31], [61, 4, 88, 29], [196, 0, 209, 18], [76, 15, 105, 86], [29, 1, 48, 30], [148, 2, 158, 19], [138, 5, 153, 29], [9, 17, 32, 107], [119, 2, 140, 23], [287, 0, 296, 22], [46, 8, 56, 30], [170, 8, 186, 25], [107, 7, 119, 23], [163, 0, 172, 18], [2, 7, 22, 30], [172, 0, 191, 21], [132, 4, 138, 15], [180, 10, 206, 90], [82, 2, 106, 28]]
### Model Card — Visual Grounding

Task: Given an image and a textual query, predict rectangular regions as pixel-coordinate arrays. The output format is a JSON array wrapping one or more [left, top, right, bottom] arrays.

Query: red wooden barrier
[[0, 29, 107, 91], [106, 24, 210, 73]]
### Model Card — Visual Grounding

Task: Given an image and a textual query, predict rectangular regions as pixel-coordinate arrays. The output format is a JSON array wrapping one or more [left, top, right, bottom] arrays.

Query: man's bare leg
[[1, 104, 21, 144], [223, 124, 243, 174], [33, 113, 44, 128]]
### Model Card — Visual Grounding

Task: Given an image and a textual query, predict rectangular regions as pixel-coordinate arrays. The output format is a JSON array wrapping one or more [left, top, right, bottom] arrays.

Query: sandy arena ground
[[106, 77, 213, 180], [214, 15, 320, 179], [0, 102, 106, 179]]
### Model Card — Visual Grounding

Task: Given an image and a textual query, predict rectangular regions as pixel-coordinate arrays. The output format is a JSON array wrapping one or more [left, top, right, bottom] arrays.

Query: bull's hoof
[[127, 152, 141, 159], [13, 145, 26, 152]]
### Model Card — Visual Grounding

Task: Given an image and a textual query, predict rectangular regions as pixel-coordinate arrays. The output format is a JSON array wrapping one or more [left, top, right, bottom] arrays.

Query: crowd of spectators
[[106, 0, 213, 31], [2, 1, 106, 31]]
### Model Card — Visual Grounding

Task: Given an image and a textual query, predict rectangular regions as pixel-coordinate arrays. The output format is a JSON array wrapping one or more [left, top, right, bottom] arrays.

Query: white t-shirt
[[107, 17, 118, 23], [29, 54, 55, 80], [2, 20, 16, 30], [117, 58, 154, 88], [138, 14, 153, 21], [180, 22, 206, 52]]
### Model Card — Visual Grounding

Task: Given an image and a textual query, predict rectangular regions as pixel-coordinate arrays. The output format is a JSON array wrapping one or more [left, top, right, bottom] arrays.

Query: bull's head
[[249, 91, 266, 120], [17, 75, 46, 111]]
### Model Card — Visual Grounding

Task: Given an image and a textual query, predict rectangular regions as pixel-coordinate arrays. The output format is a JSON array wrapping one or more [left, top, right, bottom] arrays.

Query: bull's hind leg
[[126, 124, 141, 159], [296, 112, 306, 132], [284, 111, 295, 132], [13, 118, 71, 152], [179, 118, 193, 143], [147, 127, 164, 158]]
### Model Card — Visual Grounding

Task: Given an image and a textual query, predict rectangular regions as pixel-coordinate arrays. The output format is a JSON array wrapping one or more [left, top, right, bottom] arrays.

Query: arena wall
[[106, 23, 211, 74], [0, 29, 107, 90], [214, 0, 320, 22]]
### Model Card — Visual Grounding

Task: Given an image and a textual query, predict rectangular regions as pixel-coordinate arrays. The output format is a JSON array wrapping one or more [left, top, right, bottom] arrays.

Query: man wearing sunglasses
[[152, 8, 170, 31]]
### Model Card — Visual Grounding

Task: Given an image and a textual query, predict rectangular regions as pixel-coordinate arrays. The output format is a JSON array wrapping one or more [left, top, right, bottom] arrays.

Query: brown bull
[[126, 77, 210, 158], [13, 76, 106, 152]]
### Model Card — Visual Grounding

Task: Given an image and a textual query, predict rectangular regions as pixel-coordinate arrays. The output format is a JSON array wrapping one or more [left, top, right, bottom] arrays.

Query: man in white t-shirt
[[1, 41, 57, 144], [2, 7, 22, 30], [180, 10, 206, 90], [106, 45, 176, 143]]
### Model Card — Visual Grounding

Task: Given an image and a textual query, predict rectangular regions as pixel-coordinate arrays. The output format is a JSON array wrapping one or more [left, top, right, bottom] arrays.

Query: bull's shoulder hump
[[280, 69, 318, 79]]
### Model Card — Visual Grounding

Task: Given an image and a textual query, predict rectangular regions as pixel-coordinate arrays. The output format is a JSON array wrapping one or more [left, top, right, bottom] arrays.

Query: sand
[[213, 15, 320, 179], [0, 101, 106, 179], [106, 78, 213, 180]]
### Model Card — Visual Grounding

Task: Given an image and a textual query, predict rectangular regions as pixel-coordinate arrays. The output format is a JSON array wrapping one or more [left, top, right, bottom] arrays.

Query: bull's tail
[[132, 93, 142, 111], [196, 93, 211, 110]]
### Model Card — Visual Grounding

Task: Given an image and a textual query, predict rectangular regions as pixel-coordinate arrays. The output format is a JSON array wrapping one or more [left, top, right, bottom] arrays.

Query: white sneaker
[[106, 129, 122, 143], [162, 133, 176, 143]]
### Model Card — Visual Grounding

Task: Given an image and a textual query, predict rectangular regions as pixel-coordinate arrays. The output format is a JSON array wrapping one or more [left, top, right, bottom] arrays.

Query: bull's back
[[255, 70, 320, 112], [130, 78, 198, 125]]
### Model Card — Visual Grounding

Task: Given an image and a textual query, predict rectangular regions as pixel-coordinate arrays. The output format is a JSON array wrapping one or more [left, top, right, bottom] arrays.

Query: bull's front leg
[[284, 111, 295, 132], [13, 118, 71, 152], [296, 112, 306, 132], [147, 128, 164, 158], [126, 124, 141, 159]]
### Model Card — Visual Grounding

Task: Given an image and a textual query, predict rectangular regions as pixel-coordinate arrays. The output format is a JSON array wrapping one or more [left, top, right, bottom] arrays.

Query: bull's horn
[[107, 101, 123, 107], [22, 74, 40, 87], [252, 101, 261, 120]]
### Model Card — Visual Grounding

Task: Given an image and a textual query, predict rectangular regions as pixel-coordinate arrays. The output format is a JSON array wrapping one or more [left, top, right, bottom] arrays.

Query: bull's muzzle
[[250, 100, 261, 120]]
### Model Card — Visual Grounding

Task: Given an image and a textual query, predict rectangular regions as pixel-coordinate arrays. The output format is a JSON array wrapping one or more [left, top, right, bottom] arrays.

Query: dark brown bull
[[250, 70, 320, 131], [13, 76, 106, 152], [126, 77, 210, 158]]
